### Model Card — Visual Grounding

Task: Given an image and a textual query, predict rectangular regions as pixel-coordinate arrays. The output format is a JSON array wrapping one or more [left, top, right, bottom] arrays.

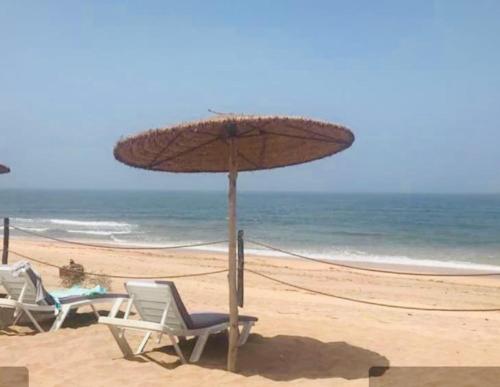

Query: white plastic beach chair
[[99, 280, 257, 363], [0, 264, 127, 332]]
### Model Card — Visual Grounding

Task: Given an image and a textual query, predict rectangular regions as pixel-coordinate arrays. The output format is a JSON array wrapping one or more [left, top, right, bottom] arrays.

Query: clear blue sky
[[1, 0, 499, 193]]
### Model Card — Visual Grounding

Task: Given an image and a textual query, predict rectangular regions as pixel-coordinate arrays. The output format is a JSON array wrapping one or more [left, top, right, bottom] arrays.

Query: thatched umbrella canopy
[[114, 114, 354, 371], [115, 115, 354, 172], [0, 164, 10, 174]]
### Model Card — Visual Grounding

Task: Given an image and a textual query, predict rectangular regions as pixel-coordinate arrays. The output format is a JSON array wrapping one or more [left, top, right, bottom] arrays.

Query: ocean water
[[0, 190, 499, 270]]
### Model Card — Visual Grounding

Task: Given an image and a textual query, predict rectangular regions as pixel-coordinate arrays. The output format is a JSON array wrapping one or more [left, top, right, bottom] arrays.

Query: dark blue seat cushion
[[154, 280, 257, 330], [189, 312, 258, 329]]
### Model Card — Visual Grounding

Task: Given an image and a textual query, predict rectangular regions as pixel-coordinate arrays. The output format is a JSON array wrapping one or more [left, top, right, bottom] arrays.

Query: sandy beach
[[3, 0, 500, 385], [1, 238, 499, 386]]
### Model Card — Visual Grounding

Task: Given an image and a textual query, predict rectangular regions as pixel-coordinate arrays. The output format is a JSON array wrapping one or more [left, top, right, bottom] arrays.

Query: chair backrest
[[0, 265, 38, 304], [125, 281, 194, 331]]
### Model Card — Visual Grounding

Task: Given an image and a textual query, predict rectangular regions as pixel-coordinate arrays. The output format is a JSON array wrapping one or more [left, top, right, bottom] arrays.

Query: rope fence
[[3, 220, 500, 313], [247, 239, 500, 277], [9, 249, 228, 280], [8, 248, 500, 312], [8, 224, 500, 278], [246, 269, 500, 312], [10, 225, 227, 251]]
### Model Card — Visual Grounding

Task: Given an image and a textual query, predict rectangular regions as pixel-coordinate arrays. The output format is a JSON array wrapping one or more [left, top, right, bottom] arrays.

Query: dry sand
[[1, 238, 500, 386]]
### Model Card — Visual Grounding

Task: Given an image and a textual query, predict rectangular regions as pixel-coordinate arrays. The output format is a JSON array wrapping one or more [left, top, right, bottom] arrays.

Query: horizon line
[[0, 188, 499, 196]]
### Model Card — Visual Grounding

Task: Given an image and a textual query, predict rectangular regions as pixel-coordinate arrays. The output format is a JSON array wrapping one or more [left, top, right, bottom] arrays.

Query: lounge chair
[[99, 280, 257, 363], [0, 264, 127, 332]]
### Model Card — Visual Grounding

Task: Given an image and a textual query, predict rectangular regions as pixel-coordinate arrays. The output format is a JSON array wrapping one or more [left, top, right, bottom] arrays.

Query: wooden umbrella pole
[[227, 137, 239, 372]]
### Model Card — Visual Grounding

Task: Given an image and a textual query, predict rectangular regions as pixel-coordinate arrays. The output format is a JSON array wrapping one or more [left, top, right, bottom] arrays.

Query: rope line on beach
[[10, 225, 227, 251], [246, 269, 500, 312], [247, 239, 500, 277], [9, 250, 228, 279], [8, 225, 500, 278], [7, 249, 500, 312]]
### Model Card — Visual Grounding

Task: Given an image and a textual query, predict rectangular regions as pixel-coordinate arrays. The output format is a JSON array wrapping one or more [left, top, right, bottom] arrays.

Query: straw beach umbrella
[[0, 164, 10, 174], [114, 114, 354, 371]]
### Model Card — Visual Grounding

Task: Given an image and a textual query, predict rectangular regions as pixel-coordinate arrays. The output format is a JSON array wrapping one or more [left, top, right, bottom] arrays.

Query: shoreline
[[7, 235, 500, 275]]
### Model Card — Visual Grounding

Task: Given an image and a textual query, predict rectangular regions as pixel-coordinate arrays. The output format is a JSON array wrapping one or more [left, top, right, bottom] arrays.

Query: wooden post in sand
[[2, 218, 9, 264], [237, 230, 244, 308], [227, 136, 240, 372]]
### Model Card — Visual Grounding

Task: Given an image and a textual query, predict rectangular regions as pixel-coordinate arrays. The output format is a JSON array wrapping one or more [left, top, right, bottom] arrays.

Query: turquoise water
[[1, 190, 499, 269]]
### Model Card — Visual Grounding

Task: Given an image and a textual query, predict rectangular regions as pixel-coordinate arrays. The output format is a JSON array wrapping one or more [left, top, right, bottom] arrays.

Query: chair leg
[[189, 331, 210, 363], [108, 325, 133, 357], [107, 299, 128, 338], [136, 331, 152, 354], [90, 304, 100, 320], [168, 334, 187, 364], [50, 306, 70, 331], [108, 298, 125, 318], [12, 308, 24, 326], [238, 322, 254, 346], [23, 309, 45, 333]]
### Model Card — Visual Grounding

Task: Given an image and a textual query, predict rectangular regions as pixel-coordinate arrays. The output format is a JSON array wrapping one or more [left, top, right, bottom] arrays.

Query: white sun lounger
[[99, 280, 257, 363], [0, 264, 127, 332]]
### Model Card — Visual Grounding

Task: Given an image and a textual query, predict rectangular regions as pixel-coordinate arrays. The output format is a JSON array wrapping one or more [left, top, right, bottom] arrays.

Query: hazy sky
[[1, 1, 499, 193]]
